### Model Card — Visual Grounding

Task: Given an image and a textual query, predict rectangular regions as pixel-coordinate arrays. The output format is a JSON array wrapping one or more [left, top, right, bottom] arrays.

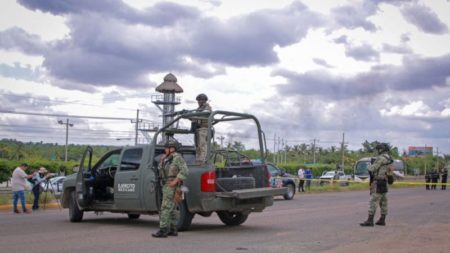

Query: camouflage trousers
[[196, 128, 208, 162], [368, 192, 388, 216], [159, 185, 179, 229]]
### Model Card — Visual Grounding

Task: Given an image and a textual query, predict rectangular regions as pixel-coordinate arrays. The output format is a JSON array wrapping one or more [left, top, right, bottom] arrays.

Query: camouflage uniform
[[367, 153, 393, 216], [194, 103, 211, 163], [361, 147, 394, 227], [159, 152, 189, 230]]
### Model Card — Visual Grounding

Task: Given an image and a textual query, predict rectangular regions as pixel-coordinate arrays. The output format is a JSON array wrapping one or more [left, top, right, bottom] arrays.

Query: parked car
[[266, 163, 296, 200], [40, 176, 66, 195], [319, 170, 350, 186]]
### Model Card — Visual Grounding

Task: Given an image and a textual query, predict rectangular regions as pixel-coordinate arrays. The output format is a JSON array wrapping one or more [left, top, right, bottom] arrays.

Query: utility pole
[[58, 119, 73, 163], [273, 133, 276, 163], [340, 133, 346, 170], [312, 139, 317, 164], [217, 136, 225, 149], [131, 109, 142, 145]]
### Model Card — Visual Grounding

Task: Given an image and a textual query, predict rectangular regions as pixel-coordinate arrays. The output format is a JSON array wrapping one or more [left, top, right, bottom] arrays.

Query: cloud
[[188, 1, 325, 66], [330, 1, 378, 31], [345, 43, 380, 61], [0, 27, 47, 55], [274, 53, 450, 100], [2, 1, 326, 90], [17, 0, 200, 27], [400, 4, 449, 34], [381, 43, 412, 54], [312, 58, 334, 68], [0, 63, 42, 81]]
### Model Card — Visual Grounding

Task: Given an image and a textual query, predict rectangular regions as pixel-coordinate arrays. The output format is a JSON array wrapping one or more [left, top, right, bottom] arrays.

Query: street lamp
[[58, 119, 73, 162]]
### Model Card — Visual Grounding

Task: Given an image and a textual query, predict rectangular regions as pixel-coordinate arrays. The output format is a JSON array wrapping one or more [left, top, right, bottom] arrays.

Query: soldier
[[152, 139, 189, 238], [441, 167, 448, 190], [360, 143, 394, 227], [193, 93, 212, 164]]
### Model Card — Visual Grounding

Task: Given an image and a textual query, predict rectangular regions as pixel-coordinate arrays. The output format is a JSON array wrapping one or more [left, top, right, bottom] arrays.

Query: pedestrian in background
[[31, 167, 50, 211], [441, 167, 448, 190], [297, 167, 305, 192], [304, 168, 312, 192], [425, 170, 430, 190], [11, 163, 34, 214], [431, 169, 439, 190]]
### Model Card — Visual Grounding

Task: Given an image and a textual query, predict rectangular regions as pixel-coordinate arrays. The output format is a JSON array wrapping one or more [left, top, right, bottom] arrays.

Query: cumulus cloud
[[274, 54, 450, 100], [381, 43, 412, 54], [313, 58, 334, 68], [17, 0, 200, 27], [330, 1, 378, 31], [2, 1, 325, 91], [400, 4, 449, 34], [0, 27, 47, 55], [345, 43, 380, 61]]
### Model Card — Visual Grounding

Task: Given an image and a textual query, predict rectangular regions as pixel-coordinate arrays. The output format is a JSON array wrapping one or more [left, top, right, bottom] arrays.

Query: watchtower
[[151, 73, 183, 129]]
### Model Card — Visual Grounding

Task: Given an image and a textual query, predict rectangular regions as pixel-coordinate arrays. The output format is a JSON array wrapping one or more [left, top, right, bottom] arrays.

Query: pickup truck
[[319, 170, 351, 186], [266, 163, 296, 200], [61, 110, 286, 231]]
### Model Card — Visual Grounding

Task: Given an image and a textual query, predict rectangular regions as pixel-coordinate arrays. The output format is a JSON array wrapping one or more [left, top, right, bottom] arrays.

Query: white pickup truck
[[319, 170, 351, 186]]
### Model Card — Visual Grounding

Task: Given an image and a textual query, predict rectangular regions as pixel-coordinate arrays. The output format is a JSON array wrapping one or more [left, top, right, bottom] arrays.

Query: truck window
[[120, 148, 143, 171]]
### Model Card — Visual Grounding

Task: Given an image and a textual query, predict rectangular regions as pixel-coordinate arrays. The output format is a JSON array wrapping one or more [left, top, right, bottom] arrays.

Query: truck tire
[[177, 200, 194, 231], [283, 183, 295, 200], [217, 211, 248, 226], [69, 191, 83, 222], [127, 214, 140, 219]]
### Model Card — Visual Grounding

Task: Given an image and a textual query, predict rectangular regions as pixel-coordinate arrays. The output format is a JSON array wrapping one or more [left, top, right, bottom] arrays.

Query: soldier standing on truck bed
[[152, 139, 189, 238], [360, 143, 394, 227], [192, 93, 212, 164]]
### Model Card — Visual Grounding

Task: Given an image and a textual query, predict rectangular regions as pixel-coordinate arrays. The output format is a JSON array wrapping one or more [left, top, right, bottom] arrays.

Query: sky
[[0, 0, 449, 156]]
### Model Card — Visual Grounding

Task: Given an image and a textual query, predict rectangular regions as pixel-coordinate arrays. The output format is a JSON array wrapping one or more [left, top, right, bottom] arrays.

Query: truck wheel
[[177, 200, 194, 231], [283, 183, 295, 200], [127, 214, 140, 219], [217, 211, 248, 226], [69, 191, 83, 222]]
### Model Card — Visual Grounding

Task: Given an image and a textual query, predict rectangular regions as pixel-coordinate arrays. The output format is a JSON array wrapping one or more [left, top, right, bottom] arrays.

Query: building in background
[[408, 146, 433, 156]]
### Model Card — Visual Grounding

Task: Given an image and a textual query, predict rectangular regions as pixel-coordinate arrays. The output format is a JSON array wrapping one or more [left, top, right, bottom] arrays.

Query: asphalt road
[[1, 188, 449, 253]]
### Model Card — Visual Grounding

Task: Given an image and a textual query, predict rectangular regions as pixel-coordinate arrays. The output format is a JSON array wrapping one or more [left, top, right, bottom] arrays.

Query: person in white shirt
[[11, 163, 34, 213], [297, 167, 305, 192]]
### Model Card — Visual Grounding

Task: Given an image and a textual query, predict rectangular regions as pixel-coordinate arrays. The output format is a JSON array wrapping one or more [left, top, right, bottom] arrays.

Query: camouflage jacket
[[369, 153, 393, 180], [195, 103, 212, 127], [161, 152, 189, 183]]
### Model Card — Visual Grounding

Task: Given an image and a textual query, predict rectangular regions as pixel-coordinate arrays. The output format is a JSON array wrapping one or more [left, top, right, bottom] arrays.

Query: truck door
[[141, 151, 162, 211], [114, 147, 143, 210]]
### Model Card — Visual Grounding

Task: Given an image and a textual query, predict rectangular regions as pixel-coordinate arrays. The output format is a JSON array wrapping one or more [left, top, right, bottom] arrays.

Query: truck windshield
[[355, 161, 370, 176]]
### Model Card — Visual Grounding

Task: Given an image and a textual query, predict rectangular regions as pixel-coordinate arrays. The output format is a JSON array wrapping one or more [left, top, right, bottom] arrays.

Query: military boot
[[168, 227, 178, 236], [375, 214, 386, 226], [360, 215, 374, 227], [152, 228, 168, 238]]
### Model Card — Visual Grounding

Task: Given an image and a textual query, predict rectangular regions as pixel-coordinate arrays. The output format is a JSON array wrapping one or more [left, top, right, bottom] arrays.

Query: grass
[[0, 191, 57, 205], [304, 180, 423, 194]]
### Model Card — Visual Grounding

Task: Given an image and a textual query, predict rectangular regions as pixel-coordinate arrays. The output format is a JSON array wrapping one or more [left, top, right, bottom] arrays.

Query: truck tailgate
[[215, 187, 287, 199]]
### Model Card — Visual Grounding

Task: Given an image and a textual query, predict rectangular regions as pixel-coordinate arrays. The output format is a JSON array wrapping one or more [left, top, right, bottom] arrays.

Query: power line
[[0, 109, 141, 121]]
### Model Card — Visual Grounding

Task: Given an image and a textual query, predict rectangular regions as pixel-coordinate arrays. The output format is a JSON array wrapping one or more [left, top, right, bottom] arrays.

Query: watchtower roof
[[155, 73, 183, 93]]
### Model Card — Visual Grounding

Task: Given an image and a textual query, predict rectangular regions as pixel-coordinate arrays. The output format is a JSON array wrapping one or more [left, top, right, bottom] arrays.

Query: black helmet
[[196, 93, 208, 101], [164, 139, 180, 150], [375, 143, 390, 153]]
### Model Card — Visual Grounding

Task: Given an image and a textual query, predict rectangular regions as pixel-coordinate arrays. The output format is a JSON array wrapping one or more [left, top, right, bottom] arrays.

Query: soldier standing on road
[[360, 143, 394, 227], [430, 169, 439, 190], [192, 93, 212, 164], [153, 139, 189, 238], [441, 167, 448, 190], [425, 170, 431, 190]]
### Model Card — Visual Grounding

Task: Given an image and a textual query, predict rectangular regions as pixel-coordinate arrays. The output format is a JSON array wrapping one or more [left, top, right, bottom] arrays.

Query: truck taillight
[[201, 171, 216, 192]]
